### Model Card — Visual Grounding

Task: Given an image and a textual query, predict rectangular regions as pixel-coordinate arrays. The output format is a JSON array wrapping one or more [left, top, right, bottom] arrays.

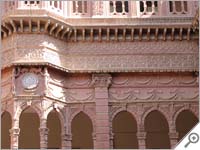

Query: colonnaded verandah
[[1, 0, 199, 149]]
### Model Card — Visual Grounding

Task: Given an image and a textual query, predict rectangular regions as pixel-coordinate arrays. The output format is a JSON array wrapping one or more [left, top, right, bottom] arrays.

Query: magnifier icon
[[184, 132, 199, 148]]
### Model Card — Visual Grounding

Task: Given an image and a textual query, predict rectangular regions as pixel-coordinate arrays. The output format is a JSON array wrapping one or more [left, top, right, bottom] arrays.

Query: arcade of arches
[[1, 108, 198, 149]]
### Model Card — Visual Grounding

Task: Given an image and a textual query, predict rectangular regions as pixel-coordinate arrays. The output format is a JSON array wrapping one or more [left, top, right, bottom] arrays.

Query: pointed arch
[[141, 107, 170, 126], [47, 110, 62, 149], [145, 110, 170, 149], [112, 111, 138, 149], [71, 111, 93, 149], [14, 103, 42, 120], [44, 106, 66, 133], [175, 109, 198, 141], [19, 107, 40, 149], [69, 110, 95, 133]]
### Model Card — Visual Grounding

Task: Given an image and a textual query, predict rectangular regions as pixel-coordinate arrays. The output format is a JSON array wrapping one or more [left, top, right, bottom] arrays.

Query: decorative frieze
[[1, 34, 198, 72], [109, 88, 198, 102]]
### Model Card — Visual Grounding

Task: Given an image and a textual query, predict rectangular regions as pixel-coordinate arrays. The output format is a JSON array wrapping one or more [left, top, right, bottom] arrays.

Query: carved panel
[[1, 34, 199, 72], [14, 67, 45, 96]]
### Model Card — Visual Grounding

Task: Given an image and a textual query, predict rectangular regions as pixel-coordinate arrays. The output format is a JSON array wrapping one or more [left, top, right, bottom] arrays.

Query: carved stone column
[[92, 132, 97, 148], [92, 73, 112, 149], [9, 128, 20, 149], [169, 132, 179, 148], [110, 132, 114, 149], [61, 133, 72, 149], [137, 125, 146, 149], [39, 128, 49, 149], [39, 119, 49, 149]]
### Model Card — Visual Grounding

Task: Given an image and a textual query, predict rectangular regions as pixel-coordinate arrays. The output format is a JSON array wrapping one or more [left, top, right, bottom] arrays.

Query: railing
[[0, 0, 196, 19], [139, 1, 158, 15], [169, 1, 188, 15], [109, 1, 129, 16]]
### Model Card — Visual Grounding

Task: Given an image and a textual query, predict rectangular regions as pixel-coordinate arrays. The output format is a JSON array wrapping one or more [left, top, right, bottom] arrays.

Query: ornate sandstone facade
[[1, 0, 199, 149]]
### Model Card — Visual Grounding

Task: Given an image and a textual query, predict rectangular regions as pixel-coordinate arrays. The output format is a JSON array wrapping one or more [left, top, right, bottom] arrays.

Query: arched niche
[[47, 110, 62, 149], [112, 111, 138, 149], [145, 110, 170, 149], [71, 112, 93, 149], [176, 110, 198, 141], [19, 107, 40, 149]]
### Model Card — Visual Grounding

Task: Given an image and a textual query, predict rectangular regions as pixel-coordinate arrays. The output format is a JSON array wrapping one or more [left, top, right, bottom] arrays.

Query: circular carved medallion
[[22, 73, 39, 90]]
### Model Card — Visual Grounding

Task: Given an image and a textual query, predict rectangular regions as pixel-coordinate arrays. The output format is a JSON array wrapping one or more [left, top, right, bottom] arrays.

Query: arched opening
[[1, 111, 12, 149], [19, 107, 40, 149], [113, 111, 138, 149], [145, 110, 170, 149], [176, 110, 198, 141], [47, 110, 62, 149], [71, 112, 93, 149]]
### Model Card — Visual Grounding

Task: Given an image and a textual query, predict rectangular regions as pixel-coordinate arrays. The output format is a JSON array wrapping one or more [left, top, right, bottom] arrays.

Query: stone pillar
[[9, 127, 20, 149], [92, 133, 97, 148], [110, 132, 114, 149], [92, 73, 112, 149], [137, 131, 146, 149], [168, 120, 179, 149], [61, 133, 72, 149], [169, 132, 179, 148], [39, 119, 49, 149], [39, 128, 49, 149], [137, 125, 146, 149]]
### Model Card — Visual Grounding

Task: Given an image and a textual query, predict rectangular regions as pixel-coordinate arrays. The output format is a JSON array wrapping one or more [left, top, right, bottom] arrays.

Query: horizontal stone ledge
[[2, 61, 198, 74]]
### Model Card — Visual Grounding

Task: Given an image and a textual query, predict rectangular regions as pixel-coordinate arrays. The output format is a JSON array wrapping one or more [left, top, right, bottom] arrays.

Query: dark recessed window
[[183, 1, 188, 11], [116, 1, 122, 13], [110, 1, 114, 13], [169, 1, 173, 12], [146, 1, 152, 12], [73, 1, 87, 14], [140, 1, 144, 12], [125, 1, 129, 12]]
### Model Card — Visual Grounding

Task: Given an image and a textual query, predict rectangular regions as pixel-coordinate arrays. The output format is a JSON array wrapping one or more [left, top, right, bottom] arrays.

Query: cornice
[[1, 14, 197, 41]]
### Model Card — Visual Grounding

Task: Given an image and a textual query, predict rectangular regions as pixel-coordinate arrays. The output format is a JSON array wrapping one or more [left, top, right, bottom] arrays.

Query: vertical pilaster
[[169, 132, 179, 148], [92, 73, 112, 149], [169, 123, 179, 149], [39, 119, 49, 149], [137, 124, 146, 149], [9, 127, 20, 149], [61, 133, 72, 149]]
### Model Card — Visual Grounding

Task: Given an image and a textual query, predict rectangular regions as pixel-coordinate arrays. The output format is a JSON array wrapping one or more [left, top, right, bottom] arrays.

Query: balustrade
[[0, 0, 194, 18], [139, 1, 158, 15], [109, 1, 129, 15], [169, 1, 188, 15]]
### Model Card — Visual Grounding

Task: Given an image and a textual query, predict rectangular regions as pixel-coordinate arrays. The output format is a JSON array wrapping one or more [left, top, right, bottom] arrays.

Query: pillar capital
[[91, 73, 112, 88], [10, 128, 20, 149], [39, 127, 49, 135], [9, 128, 20, 135], [62, 133, 72, 141]]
